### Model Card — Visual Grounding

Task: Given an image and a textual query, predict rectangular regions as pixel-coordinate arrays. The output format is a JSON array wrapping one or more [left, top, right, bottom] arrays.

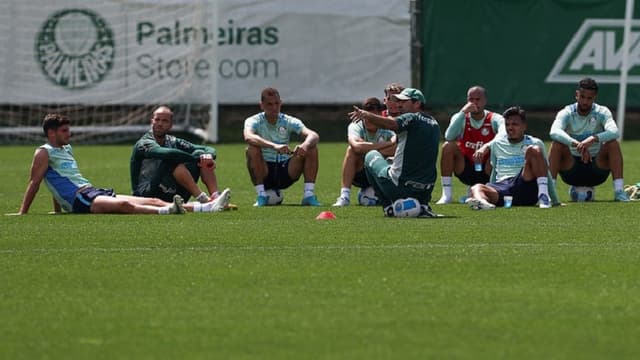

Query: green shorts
[[137, 161, 200, 202], [364, 151, 434, 207]]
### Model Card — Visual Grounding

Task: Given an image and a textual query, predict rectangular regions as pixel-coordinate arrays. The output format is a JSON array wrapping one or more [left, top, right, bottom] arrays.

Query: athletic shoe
[[418, 204, 440, 218], [436, 194, 452, 205], [208, 188, 231, 212], [538, 193, 551, 209], [332, 196, 350, 207], [170, 195, 186, 214], [614, 190, 631, 202], [465, 197, 495, 210], [301, 195, 321, 206], [253, 195, 268, 207], [204, 190, 235, 211]]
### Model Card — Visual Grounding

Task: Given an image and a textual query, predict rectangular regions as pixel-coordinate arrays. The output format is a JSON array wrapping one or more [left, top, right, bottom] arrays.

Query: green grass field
[[1, 142, 640, 359]]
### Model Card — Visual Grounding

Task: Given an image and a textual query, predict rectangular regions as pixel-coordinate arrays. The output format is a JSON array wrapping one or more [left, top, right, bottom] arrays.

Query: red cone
[[316, 211, 336, 220]]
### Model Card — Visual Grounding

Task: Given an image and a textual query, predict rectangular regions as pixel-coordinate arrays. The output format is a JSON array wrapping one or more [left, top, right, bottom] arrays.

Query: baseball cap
[[393, 88, 426, 104]]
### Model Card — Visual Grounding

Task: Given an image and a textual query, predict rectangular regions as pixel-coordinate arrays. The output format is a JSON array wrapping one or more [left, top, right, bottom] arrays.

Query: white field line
[[0, 242, 636, 255]]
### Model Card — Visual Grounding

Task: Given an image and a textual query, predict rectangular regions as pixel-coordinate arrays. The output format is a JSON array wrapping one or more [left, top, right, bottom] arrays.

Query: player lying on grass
[[15, 113, 230, 215]]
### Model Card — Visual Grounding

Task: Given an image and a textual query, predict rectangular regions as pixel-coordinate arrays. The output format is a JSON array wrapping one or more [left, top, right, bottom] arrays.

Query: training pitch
[[1, 143, 639, 359]]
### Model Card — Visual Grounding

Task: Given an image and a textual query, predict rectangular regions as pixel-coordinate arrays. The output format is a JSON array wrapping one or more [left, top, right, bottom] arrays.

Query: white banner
[[0, 0, 217, 104], [0, 0, 409, 105], [217, 0, 411, 104]]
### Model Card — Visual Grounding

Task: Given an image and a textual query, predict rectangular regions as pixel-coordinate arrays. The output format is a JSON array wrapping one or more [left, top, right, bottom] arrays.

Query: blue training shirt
[[244, 112, 305, 162], [42, 143, 91, 212]]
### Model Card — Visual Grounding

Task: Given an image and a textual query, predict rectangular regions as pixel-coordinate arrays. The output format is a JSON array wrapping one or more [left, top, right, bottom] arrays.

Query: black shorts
[[352, 169, 370, 188], [559, 156, 609, 186], [72, 186, 116, 213], [487, 171, 538, 206], [264, 159, 296, 190], [456, 157, 490, 186]]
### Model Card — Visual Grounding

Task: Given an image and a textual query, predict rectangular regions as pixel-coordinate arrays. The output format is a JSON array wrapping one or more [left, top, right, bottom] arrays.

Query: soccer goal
[[0, 0, 218, 144], [0, 104, 215, 144]]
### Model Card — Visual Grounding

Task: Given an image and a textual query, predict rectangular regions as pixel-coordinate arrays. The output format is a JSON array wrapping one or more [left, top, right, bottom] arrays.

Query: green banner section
[[421, 0, 640, 108]]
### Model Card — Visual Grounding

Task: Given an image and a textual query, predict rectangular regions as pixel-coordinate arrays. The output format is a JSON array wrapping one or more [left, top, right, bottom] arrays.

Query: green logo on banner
[[547, 19, 640, 84], [36, 9, 115, 90]]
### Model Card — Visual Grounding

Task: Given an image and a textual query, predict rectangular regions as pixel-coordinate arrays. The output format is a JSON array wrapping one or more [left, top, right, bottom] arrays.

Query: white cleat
[[538, 193, 551, 209], [208, 188, 231, 212], [332, 196, 350, 207], [465, 197, 495, 210]]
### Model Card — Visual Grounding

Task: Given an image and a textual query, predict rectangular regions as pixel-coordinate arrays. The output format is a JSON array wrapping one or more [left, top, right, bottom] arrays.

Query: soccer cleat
[[614, 189, 631, 202], [465, 197, 495, 210], [332, 196, 350, 207], [170, 195, 186, 214], [301, 195, 321, 206], [253, 194, 268, 207], [208, 188, 231, 212], [435, 194, 452, 205], [538, 193, 551, 209]]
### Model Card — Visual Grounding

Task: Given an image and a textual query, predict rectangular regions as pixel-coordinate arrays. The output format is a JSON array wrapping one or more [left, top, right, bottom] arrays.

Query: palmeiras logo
[[36, 9, 115, 90], [546, 19, 640, 84]]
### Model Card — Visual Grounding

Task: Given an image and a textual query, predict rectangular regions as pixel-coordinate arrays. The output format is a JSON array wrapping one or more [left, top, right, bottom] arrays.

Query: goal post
[[0, 0, 218, 144]]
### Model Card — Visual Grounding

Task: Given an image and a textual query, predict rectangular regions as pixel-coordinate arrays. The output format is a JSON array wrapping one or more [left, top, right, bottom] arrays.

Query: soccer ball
[[392, 197, 422, 218], [264, 189, 284, 205], [358, 186, 380, 206], [569, 186, 595, 202]]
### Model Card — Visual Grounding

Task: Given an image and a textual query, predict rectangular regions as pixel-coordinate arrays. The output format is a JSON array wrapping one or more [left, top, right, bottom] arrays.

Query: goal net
[[0, 0, 218, 144]]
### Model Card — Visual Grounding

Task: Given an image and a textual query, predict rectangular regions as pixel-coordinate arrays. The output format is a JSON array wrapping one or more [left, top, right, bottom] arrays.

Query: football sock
[[192, 202, 206, 212], [200, 201, 218, 212], [158, 206, 170, 215], [613, 178, 624, 192], [441, 177, 452, 198], [255, 184, 266, 196], [304, 183, 315, 198], [192, 201, 219, 212], [340, 187, 351, 199], [537, 177, 548, 197]]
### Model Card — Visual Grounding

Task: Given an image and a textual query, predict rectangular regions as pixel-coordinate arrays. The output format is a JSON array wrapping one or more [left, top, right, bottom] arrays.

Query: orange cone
[[316, 211, 337, 220]]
